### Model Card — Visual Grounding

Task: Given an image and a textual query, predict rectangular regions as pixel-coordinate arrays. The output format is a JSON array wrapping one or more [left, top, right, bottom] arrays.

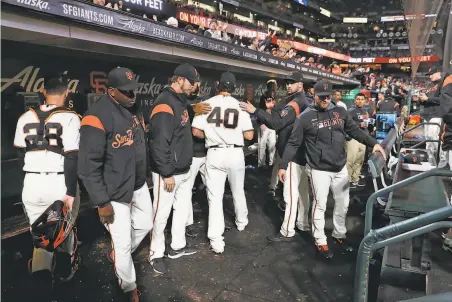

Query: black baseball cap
[[314, 79, 333, 96], [284, 71, 303, 83], [219, 71, 236, 87], [174, 63, 200, 84], [384, 89, 393, 99], [428, 65, 441, 75], [108, 67, 142, 91]]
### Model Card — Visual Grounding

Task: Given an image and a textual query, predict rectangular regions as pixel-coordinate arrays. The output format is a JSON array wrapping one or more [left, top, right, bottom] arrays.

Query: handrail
[[397, 122, 442, 164], [364, 168, 452, 235], [354, 215, 452, 302]]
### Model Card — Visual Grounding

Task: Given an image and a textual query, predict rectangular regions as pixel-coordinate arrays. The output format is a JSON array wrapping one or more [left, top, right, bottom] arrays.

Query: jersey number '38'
[[207, 107, 239, 129]]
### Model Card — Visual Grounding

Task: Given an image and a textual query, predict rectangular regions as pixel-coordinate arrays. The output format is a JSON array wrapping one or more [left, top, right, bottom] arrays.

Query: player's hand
[[98, 203, 115, 224], [239, 101, 256, 114], [360, 122, 366, 128], [163, 176, 176, 192], [61, 195, 75, 211], [193, 103, 212, 115], [372, 144, 387, 160], [278, 169, 286, 183]]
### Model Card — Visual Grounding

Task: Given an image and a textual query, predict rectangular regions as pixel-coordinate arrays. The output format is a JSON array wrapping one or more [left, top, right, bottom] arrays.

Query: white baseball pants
[[106, 184, 153, 293], [280, 162, 310, 237], [185, 156, 206, 226], [269, 153, 280, 190], [309, 165, 350, 246], [206, 147, 248, 251], [425, 117, 446, 164], [258, 127, 277, 167], [22, 173, 80, 273], [150, 171, 191, 260]]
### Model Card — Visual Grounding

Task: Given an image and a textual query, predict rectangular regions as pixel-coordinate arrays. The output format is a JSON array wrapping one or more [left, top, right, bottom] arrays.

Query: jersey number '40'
[[207, 107, 239, 129]]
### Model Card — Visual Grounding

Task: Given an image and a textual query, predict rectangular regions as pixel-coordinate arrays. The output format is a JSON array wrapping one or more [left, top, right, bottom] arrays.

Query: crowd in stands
[[89, 0, 359, 77], [88, 0, 437, 80]]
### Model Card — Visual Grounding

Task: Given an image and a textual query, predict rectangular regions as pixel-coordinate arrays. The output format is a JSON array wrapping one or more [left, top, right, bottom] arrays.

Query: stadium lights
[[343, 17, 368, 23]]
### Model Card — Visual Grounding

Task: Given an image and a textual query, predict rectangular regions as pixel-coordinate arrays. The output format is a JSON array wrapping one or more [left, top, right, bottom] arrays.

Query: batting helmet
[[31, 200, 74, 252]]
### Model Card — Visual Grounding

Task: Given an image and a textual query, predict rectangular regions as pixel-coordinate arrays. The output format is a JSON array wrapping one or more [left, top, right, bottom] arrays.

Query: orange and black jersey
[[254, 91, 309, 165], [148, 86, 193, 178], [78, 94, 147, 207]]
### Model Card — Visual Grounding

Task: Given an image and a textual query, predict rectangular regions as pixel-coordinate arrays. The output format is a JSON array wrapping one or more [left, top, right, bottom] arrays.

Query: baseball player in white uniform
[[14, 74, 80, 280], [185, 80, 213, 238], [192, 72, 254, 254]]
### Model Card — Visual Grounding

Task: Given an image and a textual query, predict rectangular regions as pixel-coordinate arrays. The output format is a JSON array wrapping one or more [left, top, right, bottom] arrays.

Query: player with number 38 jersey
[[192, 72, 254, 254]]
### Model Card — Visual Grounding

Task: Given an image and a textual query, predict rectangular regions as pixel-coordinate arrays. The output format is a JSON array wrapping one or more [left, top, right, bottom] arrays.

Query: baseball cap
[[384, 89, 393, 98], [284, 71, 303, 83], [219, 71, 236, 87], [174, 63, 200, 84], [108, 67, 142, 91], [314, 79, 333, 96], [428, 65, 441, 75]]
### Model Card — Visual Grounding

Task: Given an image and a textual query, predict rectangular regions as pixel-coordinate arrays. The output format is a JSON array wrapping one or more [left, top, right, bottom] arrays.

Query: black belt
[[209, 144, 243, 149], [26, 171, 64, 175]]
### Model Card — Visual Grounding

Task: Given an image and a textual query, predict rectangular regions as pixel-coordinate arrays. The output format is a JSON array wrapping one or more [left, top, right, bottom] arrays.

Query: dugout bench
[[356, 120, 452, 301]]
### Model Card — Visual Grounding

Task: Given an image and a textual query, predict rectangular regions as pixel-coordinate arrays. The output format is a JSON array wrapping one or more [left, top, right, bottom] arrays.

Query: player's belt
[[209, 144, 243, 149], [26, 171, 64, 175]]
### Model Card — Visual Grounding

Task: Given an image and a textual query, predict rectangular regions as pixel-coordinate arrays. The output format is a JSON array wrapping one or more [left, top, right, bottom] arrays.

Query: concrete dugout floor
[[2, 156, 451, 302]]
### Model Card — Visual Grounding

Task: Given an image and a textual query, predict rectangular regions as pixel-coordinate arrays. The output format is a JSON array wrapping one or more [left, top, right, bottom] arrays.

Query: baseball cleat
[[316, 245, 333, 259], [167, 247, 198, 259], [267, 233, 294, 242], [149, 257, 168, 274], [278, 200, 286, 211], [333, 237, 354, 253]]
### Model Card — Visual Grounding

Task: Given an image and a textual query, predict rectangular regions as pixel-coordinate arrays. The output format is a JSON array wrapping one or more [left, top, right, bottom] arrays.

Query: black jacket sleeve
[[344, 111, 378, 147], [187, 104, 195, 123], [78, 115, 110, 207], [439, 75, 452, 118], [427, 96, 441, 105], [149, 107, 175, 178], [279, 116, 304, 170], [64, 151, 78, 197], [255, 105, 297, 132]]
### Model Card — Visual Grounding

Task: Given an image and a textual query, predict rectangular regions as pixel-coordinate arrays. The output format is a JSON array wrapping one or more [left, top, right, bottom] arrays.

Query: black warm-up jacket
[[254, 91, 309, 166], [280, 103, 378, 172], [148, 87, 193, 178]]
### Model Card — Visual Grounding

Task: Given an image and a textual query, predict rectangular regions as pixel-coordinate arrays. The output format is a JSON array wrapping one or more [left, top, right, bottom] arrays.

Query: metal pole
[[354, 211, 452, 302], [372, 221, 452, 250], [364, 169, 452, 235]]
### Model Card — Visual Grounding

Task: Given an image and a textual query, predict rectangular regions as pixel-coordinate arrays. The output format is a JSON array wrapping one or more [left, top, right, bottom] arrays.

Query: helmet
[[31, 200, 74, 252], [403, 150, 428, 165]]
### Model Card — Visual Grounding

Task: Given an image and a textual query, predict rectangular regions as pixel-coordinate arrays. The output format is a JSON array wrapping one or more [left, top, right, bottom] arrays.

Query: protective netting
[[401, 0, 444, 76]]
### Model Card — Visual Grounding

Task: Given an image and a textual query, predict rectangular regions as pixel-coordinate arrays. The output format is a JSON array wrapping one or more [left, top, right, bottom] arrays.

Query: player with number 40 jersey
[[192, 72, 254, 254]]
